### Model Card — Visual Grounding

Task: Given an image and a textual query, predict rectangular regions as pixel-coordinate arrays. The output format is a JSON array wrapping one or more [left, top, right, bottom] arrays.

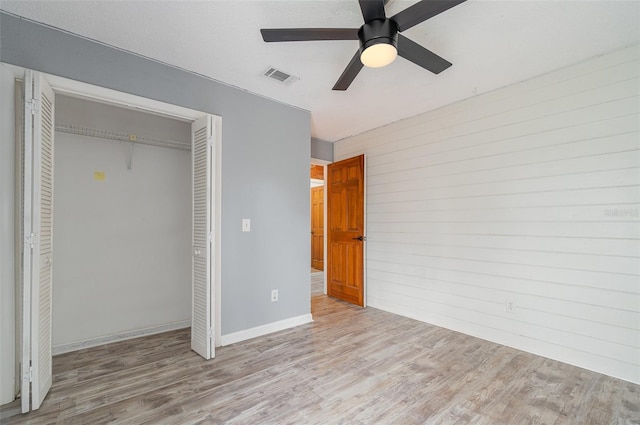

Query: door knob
[[352, 236, 365, 241]]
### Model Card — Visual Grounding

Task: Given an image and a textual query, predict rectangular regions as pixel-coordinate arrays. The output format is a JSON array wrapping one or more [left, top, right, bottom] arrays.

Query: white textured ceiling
[[2, 0, 639, 142]]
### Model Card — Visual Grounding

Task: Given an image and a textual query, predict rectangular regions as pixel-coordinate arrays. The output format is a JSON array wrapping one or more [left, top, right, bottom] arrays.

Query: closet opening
[[6, 65, 222, 413], [51, 94, 194, 354]]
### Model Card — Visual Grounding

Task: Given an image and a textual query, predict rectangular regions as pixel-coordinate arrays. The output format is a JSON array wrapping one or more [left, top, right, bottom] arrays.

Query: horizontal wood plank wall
[[334, 44, 640, 384]]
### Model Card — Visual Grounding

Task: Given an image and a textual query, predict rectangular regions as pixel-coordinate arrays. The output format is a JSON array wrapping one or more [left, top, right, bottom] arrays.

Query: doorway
[[310, 163, 325, 298], [51, 94, 192, 354], [308, 154, 366, 307], [326, 154, 366, 307], [11, 67, 221, 413]]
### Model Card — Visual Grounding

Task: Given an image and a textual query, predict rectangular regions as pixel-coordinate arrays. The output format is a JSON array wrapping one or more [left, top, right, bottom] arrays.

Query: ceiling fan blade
[[359, 0, 386, 22], [333, 50, 364, 91], [391, 0, 466, 32], [397, 34, 452, 74], [261, 28, 359, 42]]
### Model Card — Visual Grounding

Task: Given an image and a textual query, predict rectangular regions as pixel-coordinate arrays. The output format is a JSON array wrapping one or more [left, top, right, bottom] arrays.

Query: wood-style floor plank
[[3, 295, 639, 425]]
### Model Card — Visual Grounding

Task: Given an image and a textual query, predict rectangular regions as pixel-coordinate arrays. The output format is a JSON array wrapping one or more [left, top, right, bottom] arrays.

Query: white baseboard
[[52, 320, 191, 355], [220, 314, 313, 346]]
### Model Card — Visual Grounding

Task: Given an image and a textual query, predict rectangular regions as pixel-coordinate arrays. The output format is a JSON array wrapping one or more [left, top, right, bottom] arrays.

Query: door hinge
[[26, 98, 40, 115], [208, 232, 213, 243], [207, 137, 214, 147], [207, 327, 213, 339], [25, 233, 39, 248], [24, 365, 33, 382]]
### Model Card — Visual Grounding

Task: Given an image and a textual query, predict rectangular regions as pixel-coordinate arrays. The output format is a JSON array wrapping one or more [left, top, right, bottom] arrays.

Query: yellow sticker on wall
[[93, 171, 106, 181]]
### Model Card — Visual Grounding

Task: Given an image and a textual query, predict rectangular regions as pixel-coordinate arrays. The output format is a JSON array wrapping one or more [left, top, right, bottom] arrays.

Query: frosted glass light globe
[[360, 43, 397, 68]]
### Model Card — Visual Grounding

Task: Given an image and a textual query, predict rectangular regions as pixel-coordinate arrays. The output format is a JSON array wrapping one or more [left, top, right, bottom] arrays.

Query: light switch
[[242, 219, 251, 232]]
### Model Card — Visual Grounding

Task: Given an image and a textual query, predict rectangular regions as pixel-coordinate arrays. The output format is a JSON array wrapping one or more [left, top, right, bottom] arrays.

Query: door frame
[[311, 155, 366, 304], [310, 185, 324, 271], [325, 154, 367, 307], [44, 68, 224, 349], [310, 159, 330, 295], [6, 63, 223, 407]]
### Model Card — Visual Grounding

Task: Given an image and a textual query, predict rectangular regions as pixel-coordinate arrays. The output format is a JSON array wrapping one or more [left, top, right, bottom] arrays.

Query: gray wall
[[311, 137, 333, 162], [0, 12, 311, 339], [53, 96, 192, 351]]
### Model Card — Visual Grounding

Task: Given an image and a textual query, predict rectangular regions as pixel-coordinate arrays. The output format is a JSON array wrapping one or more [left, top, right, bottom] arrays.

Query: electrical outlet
[[271, 289, 278, 302], [242, 219, 251, 232], [505, 299, 515, 313]]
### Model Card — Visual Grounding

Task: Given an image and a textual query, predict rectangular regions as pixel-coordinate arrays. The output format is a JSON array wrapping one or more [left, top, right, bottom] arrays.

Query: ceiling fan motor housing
[[358, 19, 399, 54]]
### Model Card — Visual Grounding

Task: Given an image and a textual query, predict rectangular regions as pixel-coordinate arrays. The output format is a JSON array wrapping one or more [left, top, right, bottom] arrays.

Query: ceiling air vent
[[263, 67, 299, 85]]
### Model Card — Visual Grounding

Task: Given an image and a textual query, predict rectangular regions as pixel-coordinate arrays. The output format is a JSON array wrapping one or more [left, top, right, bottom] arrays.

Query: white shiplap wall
[[335, 44, 640, 384]]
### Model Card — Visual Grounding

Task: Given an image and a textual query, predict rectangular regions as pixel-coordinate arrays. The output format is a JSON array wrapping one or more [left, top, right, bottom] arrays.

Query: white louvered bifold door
[[191, 115, 215, 360], [21, 69, 34, 415], [21, 70, 55, 412]]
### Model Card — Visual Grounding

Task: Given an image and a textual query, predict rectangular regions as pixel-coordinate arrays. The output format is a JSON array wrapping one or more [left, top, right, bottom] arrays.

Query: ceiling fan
[[261, 0, 467, 91]]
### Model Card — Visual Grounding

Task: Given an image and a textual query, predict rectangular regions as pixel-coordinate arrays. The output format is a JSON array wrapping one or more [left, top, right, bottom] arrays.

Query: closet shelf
[[55, 123, 191, 151]]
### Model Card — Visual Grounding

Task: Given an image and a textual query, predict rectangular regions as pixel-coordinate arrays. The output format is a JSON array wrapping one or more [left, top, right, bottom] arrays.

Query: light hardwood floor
[[311, 271, 324, 297], [3, 295, 639, 424]]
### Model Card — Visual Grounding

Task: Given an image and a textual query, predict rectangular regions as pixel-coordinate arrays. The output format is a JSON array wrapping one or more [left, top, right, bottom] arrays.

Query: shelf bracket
[[127, 142, 135, 171]]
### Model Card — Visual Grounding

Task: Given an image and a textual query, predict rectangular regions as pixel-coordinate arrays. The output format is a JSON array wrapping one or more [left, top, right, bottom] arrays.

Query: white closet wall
[[52, 96, 192, 352]]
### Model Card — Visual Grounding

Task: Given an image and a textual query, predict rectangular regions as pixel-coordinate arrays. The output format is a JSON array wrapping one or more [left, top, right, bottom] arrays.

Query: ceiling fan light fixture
[[358, 19, 399, 68], [360, 41, 397, 68]]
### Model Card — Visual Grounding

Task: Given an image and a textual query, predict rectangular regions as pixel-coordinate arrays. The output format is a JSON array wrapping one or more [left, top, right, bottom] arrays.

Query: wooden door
[[327, 155, 365, 306], [310, 164, 324, 180], [310, 186, 324, 270]]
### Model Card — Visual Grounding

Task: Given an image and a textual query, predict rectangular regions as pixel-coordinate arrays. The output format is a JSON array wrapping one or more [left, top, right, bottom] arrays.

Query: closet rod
[[55, 123, 191, 151]]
